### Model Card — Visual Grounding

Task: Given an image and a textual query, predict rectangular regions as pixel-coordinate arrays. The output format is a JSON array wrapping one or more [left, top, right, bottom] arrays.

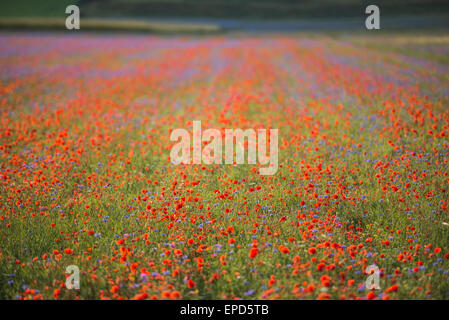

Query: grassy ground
[[0, 0, 76, 18], [0, 31, 448, 300], [2, 0, 448, 19]]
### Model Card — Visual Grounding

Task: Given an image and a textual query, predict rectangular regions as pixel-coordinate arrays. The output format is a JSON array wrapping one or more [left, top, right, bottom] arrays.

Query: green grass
[[0, 0, 77, 18], [0, 17, 221, 33]]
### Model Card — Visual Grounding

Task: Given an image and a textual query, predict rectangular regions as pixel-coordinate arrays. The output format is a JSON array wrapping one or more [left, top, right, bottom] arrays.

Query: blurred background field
[[0, 0, 448, 33]]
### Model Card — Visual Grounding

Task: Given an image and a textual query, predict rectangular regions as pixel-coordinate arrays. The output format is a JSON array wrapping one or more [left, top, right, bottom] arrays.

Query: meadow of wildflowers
[[0, 32, 448, 300]]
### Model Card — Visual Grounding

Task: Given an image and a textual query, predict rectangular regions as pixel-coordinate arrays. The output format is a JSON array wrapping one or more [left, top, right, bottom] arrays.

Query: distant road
[[147, 14, 449, 32]]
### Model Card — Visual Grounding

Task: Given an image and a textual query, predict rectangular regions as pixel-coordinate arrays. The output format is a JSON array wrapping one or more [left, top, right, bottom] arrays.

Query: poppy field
[[0, 32, 448, 300]]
